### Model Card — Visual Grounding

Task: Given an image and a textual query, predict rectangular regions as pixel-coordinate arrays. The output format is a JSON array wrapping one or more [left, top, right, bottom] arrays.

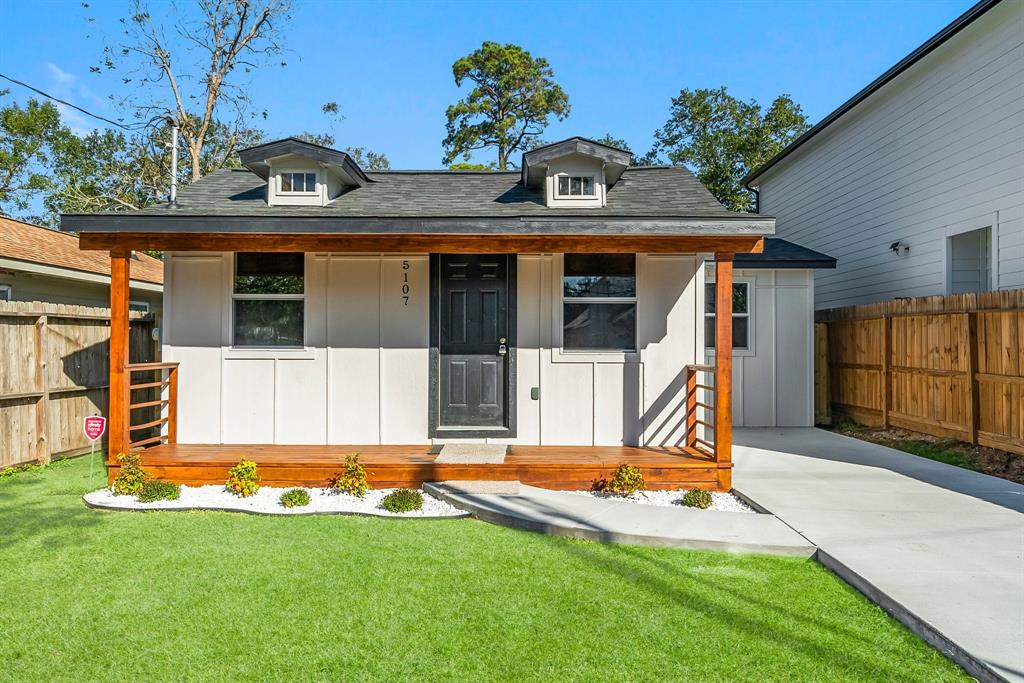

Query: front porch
[[113, 441, 727, 490]]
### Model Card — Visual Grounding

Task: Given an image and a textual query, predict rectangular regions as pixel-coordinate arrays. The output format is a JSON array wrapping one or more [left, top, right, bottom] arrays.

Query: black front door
[[437, 254, 510, 429]]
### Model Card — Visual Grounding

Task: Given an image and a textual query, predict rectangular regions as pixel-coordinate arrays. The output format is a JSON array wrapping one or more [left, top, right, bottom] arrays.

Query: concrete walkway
[[733, 427, 1024, 683], [423, 483, 816, 557]]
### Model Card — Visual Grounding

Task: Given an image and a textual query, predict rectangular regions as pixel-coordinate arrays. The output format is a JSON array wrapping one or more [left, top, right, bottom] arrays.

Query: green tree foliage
[[0, 96, 68, 216], [443, 42, 570, 170], [447, 162, 495, 171], [592, 134, 632, 154], [651, 87, 810, 211]]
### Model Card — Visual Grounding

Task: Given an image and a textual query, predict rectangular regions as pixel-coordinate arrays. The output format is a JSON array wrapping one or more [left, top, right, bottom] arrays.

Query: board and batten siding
[[757, 0, 1024, 309], [706, 268, 816, 427], [162, 252, 703, 447]]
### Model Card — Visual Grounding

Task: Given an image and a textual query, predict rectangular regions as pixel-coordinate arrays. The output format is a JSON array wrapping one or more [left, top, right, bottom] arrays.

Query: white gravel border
[[83, 485, 470, 518], [562, 489, 756, 513]]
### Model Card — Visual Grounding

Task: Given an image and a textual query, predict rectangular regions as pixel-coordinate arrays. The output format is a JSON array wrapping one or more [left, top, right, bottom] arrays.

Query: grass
[[831, 419, 985, 472], [0, 458, 966, 682]]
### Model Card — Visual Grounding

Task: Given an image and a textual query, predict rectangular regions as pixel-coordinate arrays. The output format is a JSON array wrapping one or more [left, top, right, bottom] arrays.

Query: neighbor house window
[[129, 301, 150, 313], [562, 253, 636, 351], [555, 174, 596, 197], [0, 284, 11, 301], [705, 282, 750, 350], [232, 252, 304, 347], [280, 172, 317, 194]]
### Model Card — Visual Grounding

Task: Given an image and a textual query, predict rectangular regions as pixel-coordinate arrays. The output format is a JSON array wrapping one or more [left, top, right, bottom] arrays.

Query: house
[[61, 136, 833, 491], [744, 0, 1022, 309], [0, 215, 163, 314]]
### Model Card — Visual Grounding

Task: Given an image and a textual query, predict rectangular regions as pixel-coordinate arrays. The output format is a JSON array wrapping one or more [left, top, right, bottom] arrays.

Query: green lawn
[[0, 457, 965, 682]]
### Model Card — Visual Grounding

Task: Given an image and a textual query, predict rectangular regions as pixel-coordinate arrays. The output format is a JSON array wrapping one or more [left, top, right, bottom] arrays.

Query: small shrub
[[226, 459, 260, 497], [111, 452, 147, 495], [137, 479, 181, 502], [589, 476, 609, 493], [332, 454, 370, 497], [680, 488, 713, 509], [605, 464, 645, 495], [380, 488, 423, 513], [280, 488, 311, 508]]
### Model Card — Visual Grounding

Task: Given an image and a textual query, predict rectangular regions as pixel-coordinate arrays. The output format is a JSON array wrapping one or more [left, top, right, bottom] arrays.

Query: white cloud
[[45, 62, 91, 135], [47, 63, 75, 85]]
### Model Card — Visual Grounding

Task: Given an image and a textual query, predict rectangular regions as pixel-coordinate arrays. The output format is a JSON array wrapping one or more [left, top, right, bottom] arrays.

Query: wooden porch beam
[[108, 248, 131, 461], [714, 253, 734, 490], [80, 232, 765, 255]]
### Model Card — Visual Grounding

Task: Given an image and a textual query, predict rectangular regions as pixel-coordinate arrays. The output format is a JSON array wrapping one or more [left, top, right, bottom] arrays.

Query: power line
[[0, 72, 159, 132]]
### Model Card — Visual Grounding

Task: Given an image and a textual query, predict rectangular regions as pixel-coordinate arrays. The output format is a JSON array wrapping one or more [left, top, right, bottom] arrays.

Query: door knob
[[498, 338, 507, 356]]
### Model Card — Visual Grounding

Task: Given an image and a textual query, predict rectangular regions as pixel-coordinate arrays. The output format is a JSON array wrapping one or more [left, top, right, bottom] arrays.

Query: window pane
[[705, 316, 715, 348], [705, 283, 715, 314], [558, 176, 570, 195], [234, 300, 304, 347], [563, 302, 636, 351], [570, 177, 582, 195], [564, 253, 636, 297], [304, 173, 316, 191], [581, 176, 594, 195], [235, 253, 304, 294], [733, 283, 749, 314], [281, 173, 293, 192], [734, 316, 749, 349]]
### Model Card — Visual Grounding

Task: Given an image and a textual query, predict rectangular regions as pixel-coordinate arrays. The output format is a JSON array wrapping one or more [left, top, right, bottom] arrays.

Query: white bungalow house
[[61, 136, 833, 491]]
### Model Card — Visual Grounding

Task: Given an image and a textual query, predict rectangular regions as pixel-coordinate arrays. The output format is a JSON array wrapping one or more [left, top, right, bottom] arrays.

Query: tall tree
[[650, 87, 810, 211], [0, 95, 68, 216], [98, 0, 292, 183], [443, 42, 570, 170], [295, 102, 391, 170], [592, 134, 632, 154]]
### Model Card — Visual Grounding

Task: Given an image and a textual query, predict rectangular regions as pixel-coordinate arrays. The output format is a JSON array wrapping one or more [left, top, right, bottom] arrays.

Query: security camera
[[890, 241, 910, 256]]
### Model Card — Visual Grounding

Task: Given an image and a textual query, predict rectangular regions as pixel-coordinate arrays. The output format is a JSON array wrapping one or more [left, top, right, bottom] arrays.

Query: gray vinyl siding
[[758, 0, 1024, 309]]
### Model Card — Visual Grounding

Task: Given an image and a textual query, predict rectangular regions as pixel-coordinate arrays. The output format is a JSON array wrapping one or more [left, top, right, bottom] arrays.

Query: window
[[562, 254, 636, 351], [555, 174, 596, 197], [705, 282, 749, 350], [948, 226, 991, 294], [129, 301, 150, 313], [280, 171, 317, 194], [0, 284, 11, 301], [232, 253, 305, 347]]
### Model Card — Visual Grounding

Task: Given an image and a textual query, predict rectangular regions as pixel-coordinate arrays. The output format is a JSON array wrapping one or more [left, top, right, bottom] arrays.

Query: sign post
[[83, 415, 107, 486]]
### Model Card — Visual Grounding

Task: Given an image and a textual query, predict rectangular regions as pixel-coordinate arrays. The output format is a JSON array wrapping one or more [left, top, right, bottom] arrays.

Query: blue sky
[[1, 0, 972, 169]]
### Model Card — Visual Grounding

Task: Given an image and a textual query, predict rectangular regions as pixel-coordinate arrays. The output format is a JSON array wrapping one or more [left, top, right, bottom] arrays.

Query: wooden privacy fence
[[0, 301, 157, 469], [816, 290, 1024, 456]]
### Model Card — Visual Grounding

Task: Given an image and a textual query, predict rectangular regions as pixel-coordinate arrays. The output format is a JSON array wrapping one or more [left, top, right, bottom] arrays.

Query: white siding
[[757, 0, 1024, 308], [706, 268, 815, 427], [164, 252, 702, 447]]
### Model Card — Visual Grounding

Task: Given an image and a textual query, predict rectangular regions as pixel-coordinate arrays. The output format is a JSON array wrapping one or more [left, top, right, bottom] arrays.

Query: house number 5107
[[401, 260, 410, 305]]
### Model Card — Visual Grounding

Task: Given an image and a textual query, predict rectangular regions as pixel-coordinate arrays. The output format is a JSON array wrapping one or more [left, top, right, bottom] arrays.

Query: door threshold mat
[[428, 444, 512, 456], [433, 443, 508, 463]]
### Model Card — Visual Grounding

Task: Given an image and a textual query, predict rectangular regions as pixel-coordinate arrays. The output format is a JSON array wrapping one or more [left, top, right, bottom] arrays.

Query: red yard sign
[[83, 416, 107, 443]]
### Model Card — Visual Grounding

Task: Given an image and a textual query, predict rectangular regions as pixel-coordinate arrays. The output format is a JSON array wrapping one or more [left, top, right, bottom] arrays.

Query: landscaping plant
[[332, 454, 370, 497], [680, 488, 713, 509], [137, 479, 181, 503], [225, 460, 260, 497], [380, 488, 423, 513], [605, 463, 645, 495], [279, 488, 311, 508], [111, 452, 147, 496]]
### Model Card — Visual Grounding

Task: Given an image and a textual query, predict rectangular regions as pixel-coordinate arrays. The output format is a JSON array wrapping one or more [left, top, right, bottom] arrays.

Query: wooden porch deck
[[119, 443, 728, 491]]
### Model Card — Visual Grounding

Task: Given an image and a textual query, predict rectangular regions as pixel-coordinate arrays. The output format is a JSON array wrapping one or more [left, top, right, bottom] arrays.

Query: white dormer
[[238, 138, 369, 207], [521, 137, 632, 208]]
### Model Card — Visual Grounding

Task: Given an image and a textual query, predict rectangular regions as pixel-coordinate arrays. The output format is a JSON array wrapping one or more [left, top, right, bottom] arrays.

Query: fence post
[[881, 315, 892, 428], [33, 314, 50, 464], [814, 323, 830, 425], [965, 312, 979, 445]]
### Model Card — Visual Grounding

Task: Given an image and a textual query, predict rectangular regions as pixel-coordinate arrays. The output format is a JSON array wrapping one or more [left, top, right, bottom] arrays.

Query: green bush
[[380, 488, 423, 513], [332, 454, 370, 497], [111, 452, 147, 495], [280, 488, 311, 508], [680, 488, 713, 509], [137, 479, 181, 503], [0, 462, 42, 482], [605, 464, 645, 495], [226, 460, 260, 497]]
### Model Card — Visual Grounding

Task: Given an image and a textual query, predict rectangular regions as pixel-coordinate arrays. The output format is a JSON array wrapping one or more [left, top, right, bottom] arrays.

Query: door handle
[[498, 337, 507, 356]]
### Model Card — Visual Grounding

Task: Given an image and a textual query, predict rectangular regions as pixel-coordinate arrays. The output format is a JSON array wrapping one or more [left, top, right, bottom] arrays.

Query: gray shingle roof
[[734, 238, 836, 269], [130, 166, 755, 219]]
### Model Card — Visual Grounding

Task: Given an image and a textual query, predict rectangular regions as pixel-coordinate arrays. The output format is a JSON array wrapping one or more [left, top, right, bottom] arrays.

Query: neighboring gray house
[[745, 0, 1023, 309], [0, 215, 163, 313]]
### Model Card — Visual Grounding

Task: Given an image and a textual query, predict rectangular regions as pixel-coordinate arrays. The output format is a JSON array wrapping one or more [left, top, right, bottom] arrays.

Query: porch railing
[[127, 362, 179, 449], [685, 363, 716, 458]]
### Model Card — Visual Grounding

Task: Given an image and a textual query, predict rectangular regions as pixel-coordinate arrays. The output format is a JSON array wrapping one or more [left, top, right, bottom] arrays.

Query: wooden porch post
[[108, 249, 131, 461], [714, 253, 734, 490]]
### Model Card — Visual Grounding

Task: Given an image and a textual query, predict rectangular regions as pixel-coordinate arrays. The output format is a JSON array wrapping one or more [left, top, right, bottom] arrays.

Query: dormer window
[[556, 175, 596, 197], [280, 171, 317, 194]]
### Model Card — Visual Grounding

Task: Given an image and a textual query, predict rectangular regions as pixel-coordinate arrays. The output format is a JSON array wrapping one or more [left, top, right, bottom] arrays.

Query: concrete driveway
[[733, 427, 1024, 683]]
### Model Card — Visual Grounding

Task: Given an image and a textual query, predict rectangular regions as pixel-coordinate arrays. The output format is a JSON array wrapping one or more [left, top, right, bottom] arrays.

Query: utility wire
[[0, 72, 159, 131]]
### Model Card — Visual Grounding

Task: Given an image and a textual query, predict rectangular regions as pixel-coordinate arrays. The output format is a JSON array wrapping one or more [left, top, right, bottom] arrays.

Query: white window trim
[[553, 173, 597, 199], [277, 170, 320, 196], [227, 252, 309, 353], [551, 253, 641, 364], [0, 284, 11, 301], [705, 276, 755, 357], [942, 213, 998, 294]]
